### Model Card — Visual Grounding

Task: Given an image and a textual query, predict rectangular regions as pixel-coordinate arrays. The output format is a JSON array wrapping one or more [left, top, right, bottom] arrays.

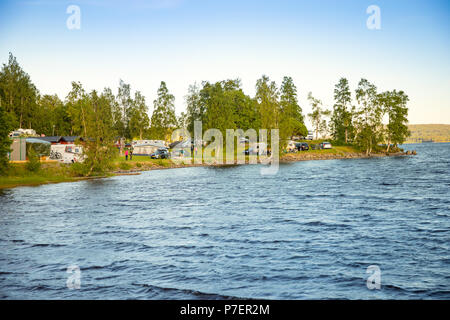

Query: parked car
[[320, 142, 332, 149], [150, 148, 169, 159], [295, 142, 309, 151], [306, 131, 314, 140]]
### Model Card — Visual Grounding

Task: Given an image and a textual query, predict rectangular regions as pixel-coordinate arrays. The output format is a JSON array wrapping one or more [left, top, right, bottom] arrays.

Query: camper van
[[61, 145, 84, 163]]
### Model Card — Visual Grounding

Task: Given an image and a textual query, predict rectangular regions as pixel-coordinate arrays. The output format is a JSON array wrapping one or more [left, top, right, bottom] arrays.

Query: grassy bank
[[0, 162, 97, 189]]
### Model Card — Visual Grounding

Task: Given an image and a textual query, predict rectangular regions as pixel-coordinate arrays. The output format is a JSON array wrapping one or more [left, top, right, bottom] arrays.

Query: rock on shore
[[280, 151, 413, 162]]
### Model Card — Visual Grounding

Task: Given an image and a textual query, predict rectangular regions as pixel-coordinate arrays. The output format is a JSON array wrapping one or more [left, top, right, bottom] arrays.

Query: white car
[[322, 142, 332, 149]]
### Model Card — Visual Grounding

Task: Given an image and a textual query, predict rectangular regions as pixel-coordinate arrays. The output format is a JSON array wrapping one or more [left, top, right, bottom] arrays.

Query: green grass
[[114, 155, 172, 168], [0, 163, 86, 189], [306, 147, 353, 154]]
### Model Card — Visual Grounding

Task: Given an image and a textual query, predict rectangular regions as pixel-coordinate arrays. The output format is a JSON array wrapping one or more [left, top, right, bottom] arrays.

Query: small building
[[8, 137, 51, 161], [8, 137, 27, 161]]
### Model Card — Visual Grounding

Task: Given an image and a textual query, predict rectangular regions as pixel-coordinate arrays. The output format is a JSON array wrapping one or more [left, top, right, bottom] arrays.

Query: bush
[[119, 162, 131, 170], [70, 162, 89, 176], [156, 159, 171, 167], [25, 149, 41, 172], [136, 162, 142, 168]]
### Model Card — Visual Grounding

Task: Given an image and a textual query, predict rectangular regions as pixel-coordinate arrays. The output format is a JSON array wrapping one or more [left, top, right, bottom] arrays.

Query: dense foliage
[[0, 104, 13, 174]]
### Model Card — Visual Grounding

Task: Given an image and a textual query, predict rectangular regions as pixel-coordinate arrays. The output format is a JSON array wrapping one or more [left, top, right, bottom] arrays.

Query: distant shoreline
[[403, 141, 450, 144]]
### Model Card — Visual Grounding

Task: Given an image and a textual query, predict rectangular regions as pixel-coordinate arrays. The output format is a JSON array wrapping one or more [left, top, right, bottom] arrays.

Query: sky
[[0, 0, 449, 126]]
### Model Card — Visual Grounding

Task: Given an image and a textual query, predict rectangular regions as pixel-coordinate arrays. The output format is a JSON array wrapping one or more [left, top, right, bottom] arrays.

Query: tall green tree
[[117, 79, 133, 138], [150, 81, 177, 140], [177, 111, 188, 129], [34, 94, 70, 136], [231, 90, 259, 132], [185, 83, 204, 135], [201, 81, 236, 134], [379, 90, 410, 151], [66, 81, 89, 136], [307, 92, 331, 139], [354, 79, 383, 155], [102, 87, 121, 139], [255, 75, 279, 133], [68, 86, 116, 176], [331, 77, 353, 143], [0, 53, 38, 129], [279, 76, 307, 140], [0, 104, 13, 174], [129, 91, 150, 140]]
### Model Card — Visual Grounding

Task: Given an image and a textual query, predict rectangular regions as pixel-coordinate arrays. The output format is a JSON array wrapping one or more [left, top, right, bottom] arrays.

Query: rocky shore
[[280, 151, 414, 162], [112, 150, 416, 175]]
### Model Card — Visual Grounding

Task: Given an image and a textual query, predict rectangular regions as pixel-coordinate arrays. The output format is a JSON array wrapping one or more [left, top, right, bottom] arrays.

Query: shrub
[[119, 162, 131, 170], [25, 148, 41, 172], [70, 162, 89, 176]]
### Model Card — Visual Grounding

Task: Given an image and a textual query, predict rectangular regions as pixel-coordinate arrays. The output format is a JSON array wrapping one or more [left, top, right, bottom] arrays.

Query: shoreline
[[1, 151, 413, 190], [0, 175, 109, 190]]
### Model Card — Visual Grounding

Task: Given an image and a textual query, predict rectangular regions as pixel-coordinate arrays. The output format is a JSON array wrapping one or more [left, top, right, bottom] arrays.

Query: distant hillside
[[406, 124, 450, 143]]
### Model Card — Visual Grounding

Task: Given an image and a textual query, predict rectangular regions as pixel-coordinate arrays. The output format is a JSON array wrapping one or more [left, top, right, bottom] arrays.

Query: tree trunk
[[345, 128, 348, 143], [20, 97, 24, 128], [81, 106, 87, 137], [315, 120, 319, 140]]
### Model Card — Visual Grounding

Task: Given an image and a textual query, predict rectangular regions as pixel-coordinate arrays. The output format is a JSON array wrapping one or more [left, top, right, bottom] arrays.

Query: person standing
[[125, 149, 129, 161], [130, 149, 133, 161]]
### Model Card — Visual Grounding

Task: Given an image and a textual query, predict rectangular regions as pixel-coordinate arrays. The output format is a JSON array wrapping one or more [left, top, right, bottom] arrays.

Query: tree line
[[0, 52, 410, 174]]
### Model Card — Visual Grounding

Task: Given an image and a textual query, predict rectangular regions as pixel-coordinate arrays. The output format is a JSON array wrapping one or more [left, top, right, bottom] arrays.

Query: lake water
[[0, 143, 449, 299]]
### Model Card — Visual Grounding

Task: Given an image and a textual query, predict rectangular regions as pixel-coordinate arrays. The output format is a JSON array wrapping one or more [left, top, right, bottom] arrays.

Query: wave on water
[[131, 283, 246, 300]]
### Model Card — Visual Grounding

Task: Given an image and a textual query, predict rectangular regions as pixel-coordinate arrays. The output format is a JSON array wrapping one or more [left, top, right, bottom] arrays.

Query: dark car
[[295, 142, 309, 151], [150, 148, 169, 159]]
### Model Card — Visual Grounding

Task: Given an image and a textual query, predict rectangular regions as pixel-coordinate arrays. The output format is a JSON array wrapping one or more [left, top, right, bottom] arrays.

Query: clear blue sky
[[1, 0, 449, 125]]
